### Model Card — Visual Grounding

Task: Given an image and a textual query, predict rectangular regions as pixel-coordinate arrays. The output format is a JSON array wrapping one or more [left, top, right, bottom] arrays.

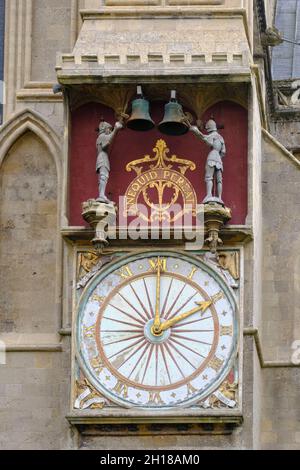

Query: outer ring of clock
[[75, 250, 239, 410]]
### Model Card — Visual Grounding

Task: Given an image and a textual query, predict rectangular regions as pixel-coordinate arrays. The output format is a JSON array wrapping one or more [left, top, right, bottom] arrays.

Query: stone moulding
[[56, 7, 251, 82], [262, 129, 300, 169], [56, 55, 250, 81], [66, 410, 243, 428], [79, 7, 247, 20], [244, 328, 300, 369], [61, 225, 253, 245], [104, 1, 225, 6], [5, 345, 63, 352]]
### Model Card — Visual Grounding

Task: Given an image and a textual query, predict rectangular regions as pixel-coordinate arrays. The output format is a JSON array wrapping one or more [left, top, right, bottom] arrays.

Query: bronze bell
[[127, 86, 155, 132], [158, 91, 189, 136]]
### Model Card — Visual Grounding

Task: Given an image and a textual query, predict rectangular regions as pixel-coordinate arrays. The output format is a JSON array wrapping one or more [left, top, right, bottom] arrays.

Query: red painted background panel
[[69, 100, 248, 226]]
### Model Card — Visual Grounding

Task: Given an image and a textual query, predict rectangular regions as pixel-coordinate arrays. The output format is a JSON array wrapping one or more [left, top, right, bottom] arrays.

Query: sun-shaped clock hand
[[158, 299, 213, 333], [152, 258, 162, 335]]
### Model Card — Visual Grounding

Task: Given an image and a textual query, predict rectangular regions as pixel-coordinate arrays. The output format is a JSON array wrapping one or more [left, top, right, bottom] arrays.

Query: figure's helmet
[[205, 119, 217, 132], [98, 120, 112, 134]]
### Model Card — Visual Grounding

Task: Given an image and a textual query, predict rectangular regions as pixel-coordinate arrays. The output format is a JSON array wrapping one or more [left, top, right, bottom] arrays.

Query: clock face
[[76, 251, 238, 410]]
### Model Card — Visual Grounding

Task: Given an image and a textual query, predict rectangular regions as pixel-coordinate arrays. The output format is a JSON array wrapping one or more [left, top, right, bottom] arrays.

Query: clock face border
[[75, 250, 239, 411]]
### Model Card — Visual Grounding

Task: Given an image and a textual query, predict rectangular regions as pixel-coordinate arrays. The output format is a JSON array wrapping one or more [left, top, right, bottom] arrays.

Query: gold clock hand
[[152, 257, 162, 334], [159, 300, 212, 332]]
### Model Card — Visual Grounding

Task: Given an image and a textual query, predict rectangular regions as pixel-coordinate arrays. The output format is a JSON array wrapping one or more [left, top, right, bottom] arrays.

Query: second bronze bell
[[158, 91, 189, 136], [126, 86, 155, 132]]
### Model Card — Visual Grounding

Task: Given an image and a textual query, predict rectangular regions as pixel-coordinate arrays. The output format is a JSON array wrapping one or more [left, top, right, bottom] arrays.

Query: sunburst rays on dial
[[99, 273, 216, 388], [78, 253, 237, 408]]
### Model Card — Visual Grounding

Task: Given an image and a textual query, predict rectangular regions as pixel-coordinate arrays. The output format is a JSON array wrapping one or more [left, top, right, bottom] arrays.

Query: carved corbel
[[82, 200, 117, 253], [204, 203, 232, 253]]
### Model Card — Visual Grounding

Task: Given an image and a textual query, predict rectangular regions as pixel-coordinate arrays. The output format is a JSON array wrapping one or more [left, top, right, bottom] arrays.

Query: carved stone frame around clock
[[67, 245, 244, 434]]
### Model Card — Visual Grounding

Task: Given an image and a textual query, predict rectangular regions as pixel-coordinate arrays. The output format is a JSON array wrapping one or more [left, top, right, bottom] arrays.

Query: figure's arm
[[189, 125, 205, 140], [108, 121, 123, 144], [114, 121, 124, 133], [102, 121, 123, 149], [189, 125, 211, 146], [221, 139, 226, 158]]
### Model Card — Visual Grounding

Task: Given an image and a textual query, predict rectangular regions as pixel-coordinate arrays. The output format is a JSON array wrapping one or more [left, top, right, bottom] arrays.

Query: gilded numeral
[[212, 291, 225, 304], [83, 324, 95, 339], [209, 356, 224, 372], [92, 294, 105, 304], [149, 258, 167, 273], [148, 391, 165, 405], [187, 382, 198, 396], [117, 266, 133, 280], [188, 267, 198, 280], [113, 381, 128, 398], [91, 356, 104, 374], [220, 326, 233, 336]]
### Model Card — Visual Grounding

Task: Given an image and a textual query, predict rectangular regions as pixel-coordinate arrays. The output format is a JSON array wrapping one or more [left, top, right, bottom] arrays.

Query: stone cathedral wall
[[260, 134, 300, 449], [0, 0, 299, 450]]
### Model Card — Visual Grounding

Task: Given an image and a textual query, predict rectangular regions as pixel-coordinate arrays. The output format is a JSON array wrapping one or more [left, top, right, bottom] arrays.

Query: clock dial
[[76, 252, 238, 410]]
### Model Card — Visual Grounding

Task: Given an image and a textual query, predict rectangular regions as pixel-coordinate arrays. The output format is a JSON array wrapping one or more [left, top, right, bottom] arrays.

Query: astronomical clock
[[75, 251, 239, 409], [68, 90, 247, 430]]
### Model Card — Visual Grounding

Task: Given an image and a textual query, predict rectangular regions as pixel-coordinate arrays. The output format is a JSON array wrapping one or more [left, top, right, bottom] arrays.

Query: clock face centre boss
[[76, 251, 238, 409]]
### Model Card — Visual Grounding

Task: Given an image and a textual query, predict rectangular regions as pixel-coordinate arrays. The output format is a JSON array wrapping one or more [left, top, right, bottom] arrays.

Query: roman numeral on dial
[[220, 326, 233, 336], [209, 356, 224, 372], [148, 391, 164, 405], [187, 382, 198, 396], [117, 266, 133, 279], [149, 258, 167, 273], [113, 381, 129, 398], [91, 356, 104, 374]]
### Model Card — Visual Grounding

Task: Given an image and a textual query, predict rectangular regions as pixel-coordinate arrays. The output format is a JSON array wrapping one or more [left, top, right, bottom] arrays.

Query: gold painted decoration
[[200, 379, 238, 409], [74, 378, 107, 410], [125, 139, 197, 222], [217, 252, 240, 280], [77, 252, 115, 289], [77, 251, 100, 280]]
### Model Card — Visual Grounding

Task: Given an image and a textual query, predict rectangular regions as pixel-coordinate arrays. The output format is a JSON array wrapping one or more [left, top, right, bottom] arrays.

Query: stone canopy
[[56, 7, 251, 84]]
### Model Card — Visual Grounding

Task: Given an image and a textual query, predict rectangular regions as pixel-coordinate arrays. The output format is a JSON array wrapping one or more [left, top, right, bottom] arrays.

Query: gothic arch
[[201, 98, 248, 115], [0, 109, 63, 333], [0, 109, 62, 180]]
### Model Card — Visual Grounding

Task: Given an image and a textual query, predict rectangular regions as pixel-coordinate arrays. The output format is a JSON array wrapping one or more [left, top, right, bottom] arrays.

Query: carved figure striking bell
[[127, 86, 155, 132], [158, 91, 189, 136]]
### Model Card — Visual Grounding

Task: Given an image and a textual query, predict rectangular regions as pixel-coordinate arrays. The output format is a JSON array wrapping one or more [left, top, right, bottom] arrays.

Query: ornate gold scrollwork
[[125, 139, 197, 222], [77, 251, 100, 281], [75, 378, 107, 410], [199, 380, 238, 410], [217, 252, 240, 280]]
